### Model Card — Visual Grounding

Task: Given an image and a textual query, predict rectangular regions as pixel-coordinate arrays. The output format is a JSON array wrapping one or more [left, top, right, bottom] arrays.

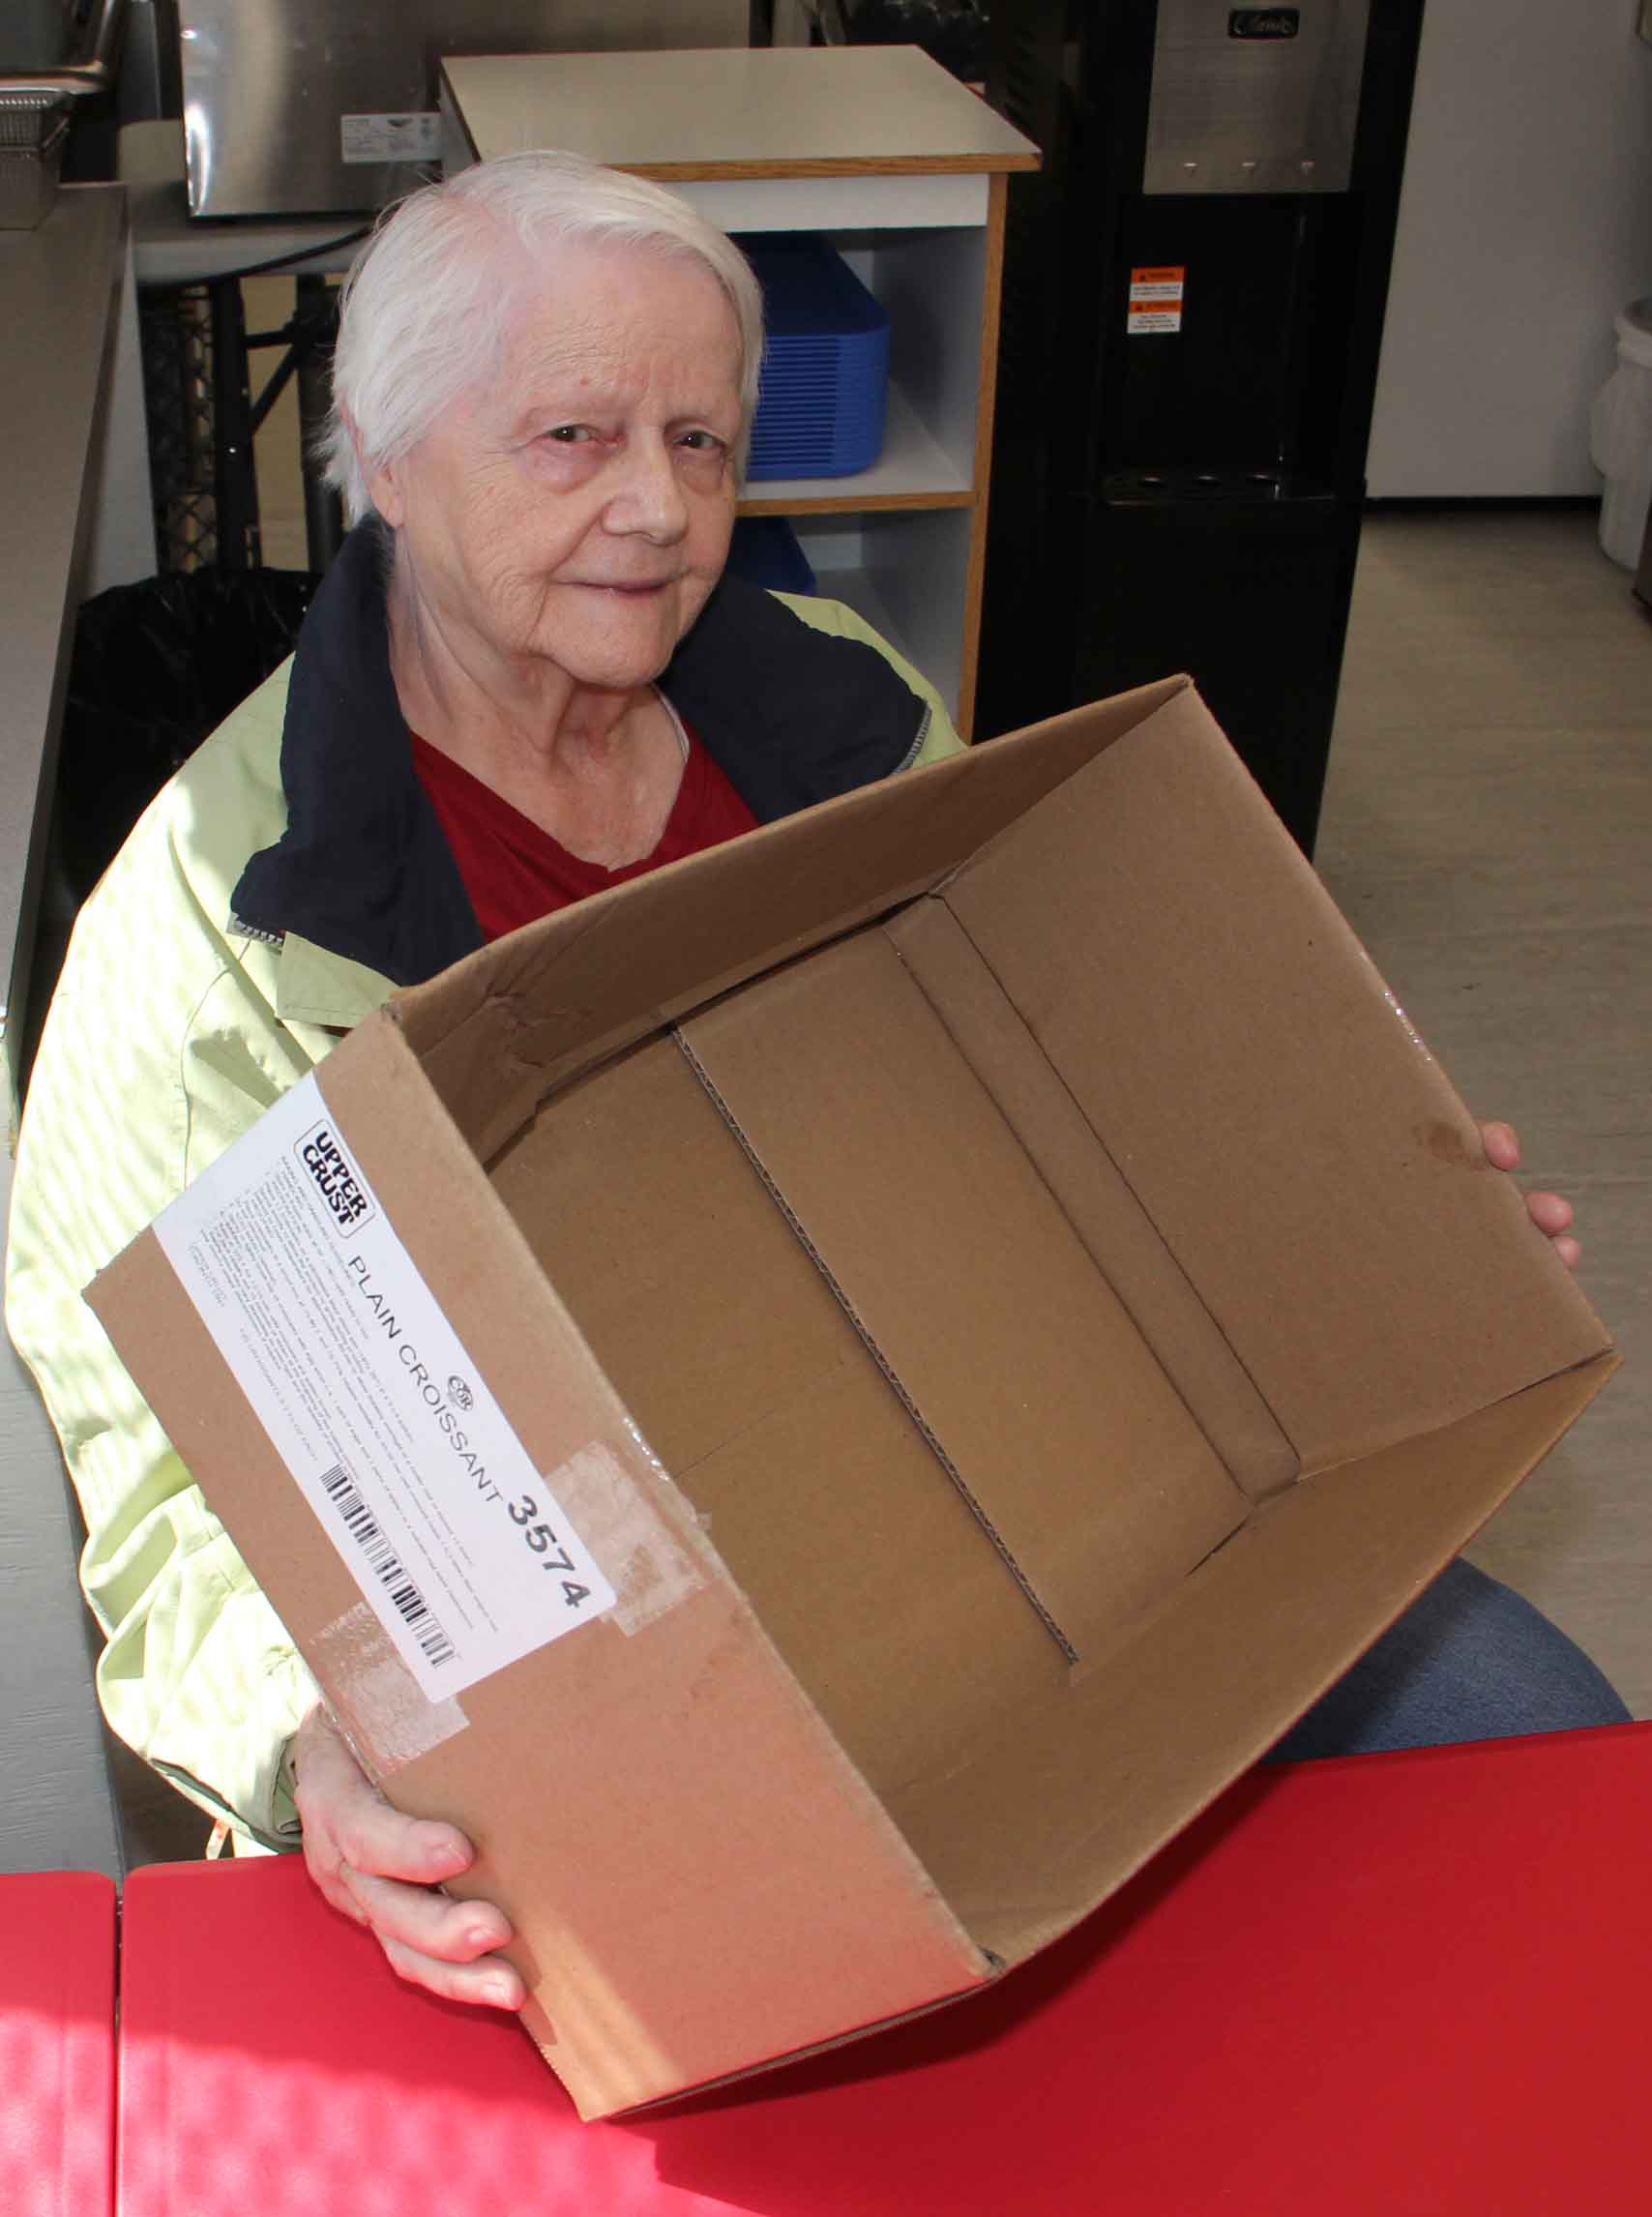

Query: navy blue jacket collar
[[233, 522, 929, 989]]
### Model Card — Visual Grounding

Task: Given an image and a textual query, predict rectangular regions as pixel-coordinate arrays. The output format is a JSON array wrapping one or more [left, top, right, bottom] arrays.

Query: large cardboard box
[[89, 679, 1616, 2118]]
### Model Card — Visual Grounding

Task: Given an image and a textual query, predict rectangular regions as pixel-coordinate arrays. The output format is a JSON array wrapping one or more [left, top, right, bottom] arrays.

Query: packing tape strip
[[311, 1600, 470, 1778], [548, 1438, 704, 1637]]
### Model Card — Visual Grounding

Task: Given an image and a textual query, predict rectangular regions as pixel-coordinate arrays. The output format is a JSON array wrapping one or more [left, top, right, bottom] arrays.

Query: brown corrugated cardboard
[[88, 677, 1617, 2119]]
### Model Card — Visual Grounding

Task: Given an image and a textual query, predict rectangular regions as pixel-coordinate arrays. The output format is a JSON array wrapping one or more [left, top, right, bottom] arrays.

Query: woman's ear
[[366, 458, 406, 529], [341, 404, 403, 527]]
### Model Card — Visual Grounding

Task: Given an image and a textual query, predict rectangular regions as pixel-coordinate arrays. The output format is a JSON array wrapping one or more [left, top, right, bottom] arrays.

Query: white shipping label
[[340, 112, 442, 165], [154, 1073, 615, 1700]]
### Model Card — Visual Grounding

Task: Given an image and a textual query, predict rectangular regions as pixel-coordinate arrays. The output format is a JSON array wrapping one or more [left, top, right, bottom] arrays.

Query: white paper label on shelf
[[1128, 266, 1186, 336], [154, 1073, 615, 1700], [340, 112, 442, 164]]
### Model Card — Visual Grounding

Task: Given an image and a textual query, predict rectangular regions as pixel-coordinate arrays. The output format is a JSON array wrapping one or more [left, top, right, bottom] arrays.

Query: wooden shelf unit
[[439, 44, 1038, 737]]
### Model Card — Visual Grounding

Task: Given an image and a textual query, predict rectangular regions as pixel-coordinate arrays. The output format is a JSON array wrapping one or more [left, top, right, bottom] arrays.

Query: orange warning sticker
[[1128, 264, 1185, 335]]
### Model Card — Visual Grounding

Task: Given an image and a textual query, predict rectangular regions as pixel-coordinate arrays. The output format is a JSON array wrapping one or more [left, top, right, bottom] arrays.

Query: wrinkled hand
[[292, 1701, 524, 2009], [1480, 1120, 1580, 1272]]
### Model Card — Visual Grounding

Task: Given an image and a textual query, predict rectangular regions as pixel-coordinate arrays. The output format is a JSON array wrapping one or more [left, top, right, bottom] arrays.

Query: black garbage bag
[[57, 567, 318, 902]]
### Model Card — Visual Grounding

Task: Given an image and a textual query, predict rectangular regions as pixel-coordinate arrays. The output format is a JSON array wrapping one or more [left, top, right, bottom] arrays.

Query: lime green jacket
[[6, 591, 960, 1848]]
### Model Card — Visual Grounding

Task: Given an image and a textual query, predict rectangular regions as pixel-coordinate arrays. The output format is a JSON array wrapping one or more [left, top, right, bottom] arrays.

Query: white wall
[[1369, 0, 1652, 497]]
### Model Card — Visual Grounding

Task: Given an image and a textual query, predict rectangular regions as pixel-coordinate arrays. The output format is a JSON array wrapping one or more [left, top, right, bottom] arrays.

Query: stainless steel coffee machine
[[174, 0, 751, 218]]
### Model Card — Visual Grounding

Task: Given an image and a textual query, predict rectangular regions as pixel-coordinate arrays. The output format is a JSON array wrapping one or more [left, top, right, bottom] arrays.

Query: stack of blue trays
[[737, 233, 890, 481]]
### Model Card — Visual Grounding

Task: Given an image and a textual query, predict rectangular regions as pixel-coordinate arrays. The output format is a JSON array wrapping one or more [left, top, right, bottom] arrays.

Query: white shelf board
[[739, 383, 973, 514]]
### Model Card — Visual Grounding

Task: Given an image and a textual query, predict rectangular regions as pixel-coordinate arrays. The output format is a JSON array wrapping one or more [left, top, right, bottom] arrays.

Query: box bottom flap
[[677, 930, 1250, 1662], [880, 1353, 1617, 1968]]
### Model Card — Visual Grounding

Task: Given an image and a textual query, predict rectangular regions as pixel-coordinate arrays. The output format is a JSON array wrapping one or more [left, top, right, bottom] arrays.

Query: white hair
[[321, 150, 765, 524]]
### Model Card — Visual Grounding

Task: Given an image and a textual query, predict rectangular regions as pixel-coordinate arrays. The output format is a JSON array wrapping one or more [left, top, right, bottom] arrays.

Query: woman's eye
[[678, 429, 726, 454], [544, 424, 593, 445]]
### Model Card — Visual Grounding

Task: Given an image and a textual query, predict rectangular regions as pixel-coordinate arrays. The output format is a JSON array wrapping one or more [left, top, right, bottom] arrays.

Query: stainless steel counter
[[0, 182, 125, 1120], [0, 179, 126, 1877]]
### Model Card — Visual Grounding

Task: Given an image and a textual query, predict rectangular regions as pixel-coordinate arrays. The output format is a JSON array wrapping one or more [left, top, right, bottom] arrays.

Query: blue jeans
[[1269, 1558, 1632, 1761]]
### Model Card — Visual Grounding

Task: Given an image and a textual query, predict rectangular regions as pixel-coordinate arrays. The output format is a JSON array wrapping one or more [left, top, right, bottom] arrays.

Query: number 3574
[[508, 1493, 592, 1610]]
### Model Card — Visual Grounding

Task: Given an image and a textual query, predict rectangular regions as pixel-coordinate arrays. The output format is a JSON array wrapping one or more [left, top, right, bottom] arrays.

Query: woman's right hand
[[291, 1701, 525, 2009]]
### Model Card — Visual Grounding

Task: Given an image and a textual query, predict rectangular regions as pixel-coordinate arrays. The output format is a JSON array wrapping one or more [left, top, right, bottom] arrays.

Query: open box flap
[[882, 1350, 1620, 1969], [939, 684, 1613, 1471], [387, 681, 1188, 1164]]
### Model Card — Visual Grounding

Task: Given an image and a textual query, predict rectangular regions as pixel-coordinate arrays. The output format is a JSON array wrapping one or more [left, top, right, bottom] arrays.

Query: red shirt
[[409, 709, 759, 941]]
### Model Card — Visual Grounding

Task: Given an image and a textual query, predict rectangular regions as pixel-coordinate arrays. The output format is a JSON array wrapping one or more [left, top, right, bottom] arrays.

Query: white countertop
[[441, 44, 1038, 177]]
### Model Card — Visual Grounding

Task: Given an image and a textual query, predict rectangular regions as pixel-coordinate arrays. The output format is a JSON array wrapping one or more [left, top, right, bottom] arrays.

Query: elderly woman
[[7, 154, 1622, 2019]]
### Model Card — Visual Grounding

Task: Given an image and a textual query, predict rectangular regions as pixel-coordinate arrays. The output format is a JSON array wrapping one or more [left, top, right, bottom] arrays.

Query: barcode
[[319, 1463, 457, 1669]]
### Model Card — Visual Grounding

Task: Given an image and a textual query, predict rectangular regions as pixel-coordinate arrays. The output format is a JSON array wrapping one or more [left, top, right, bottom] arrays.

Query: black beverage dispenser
[[979, 1, 1425, 852]]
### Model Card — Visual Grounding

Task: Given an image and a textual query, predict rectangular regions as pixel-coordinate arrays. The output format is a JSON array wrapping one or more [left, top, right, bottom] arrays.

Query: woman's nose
[[605, 435, 689, 543]]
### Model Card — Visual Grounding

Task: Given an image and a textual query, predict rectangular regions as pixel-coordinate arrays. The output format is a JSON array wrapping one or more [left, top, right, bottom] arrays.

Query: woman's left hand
[[1480, 1120, 1581, 1272]]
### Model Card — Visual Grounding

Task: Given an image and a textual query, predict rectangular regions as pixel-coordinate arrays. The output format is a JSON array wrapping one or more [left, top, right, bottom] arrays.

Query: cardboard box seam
[[880, 889, 1304, 1500], [1299, 1343, 1623, 1484], [670, 1023, 1080, 1667], [610, 1971, 1012, 2120]]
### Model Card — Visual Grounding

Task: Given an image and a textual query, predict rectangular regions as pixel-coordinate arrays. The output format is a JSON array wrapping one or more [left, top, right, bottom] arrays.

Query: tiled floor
[[1317, 507, 1651, 1717]]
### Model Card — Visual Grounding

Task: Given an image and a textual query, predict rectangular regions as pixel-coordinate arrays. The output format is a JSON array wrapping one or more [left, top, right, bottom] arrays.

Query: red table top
[[117, 1724, 1652, 2217], [0, 1868, 117, 2217]]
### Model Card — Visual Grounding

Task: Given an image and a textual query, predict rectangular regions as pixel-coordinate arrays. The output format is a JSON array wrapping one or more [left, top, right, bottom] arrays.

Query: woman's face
[[369, 237, 744, 694]]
